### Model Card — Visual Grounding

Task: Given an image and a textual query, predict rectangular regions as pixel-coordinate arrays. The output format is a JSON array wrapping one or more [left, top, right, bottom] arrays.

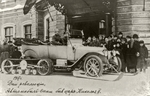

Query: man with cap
[[126, 34, 140, 73]]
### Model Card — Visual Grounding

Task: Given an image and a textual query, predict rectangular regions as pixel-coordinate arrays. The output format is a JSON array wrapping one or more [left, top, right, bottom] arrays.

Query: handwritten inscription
[[7, 80, 45, 88], [5, 76, 102, 95], [56, 88, 101, 95]]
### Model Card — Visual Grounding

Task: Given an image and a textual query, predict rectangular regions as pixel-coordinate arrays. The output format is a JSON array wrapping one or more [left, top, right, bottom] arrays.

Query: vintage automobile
[[1, 31, 122, 77]]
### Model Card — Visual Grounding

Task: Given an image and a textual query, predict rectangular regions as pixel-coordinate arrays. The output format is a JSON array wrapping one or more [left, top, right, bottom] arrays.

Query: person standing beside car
[[120, 38, 127, 72], [12, 47, 22, 58], [126, 34, 140, 73], [8, 41, 15, 58], [136, 40, 148, 73], [0, 38, 9, 67]]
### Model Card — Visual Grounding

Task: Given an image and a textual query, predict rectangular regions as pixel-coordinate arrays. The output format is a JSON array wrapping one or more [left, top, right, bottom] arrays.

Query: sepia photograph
[[0, 0, 150, 96]]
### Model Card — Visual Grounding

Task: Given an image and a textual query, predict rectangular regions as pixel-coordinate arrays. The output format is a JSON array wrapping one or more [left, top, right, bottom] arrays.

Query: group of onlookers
[[0, 39, 22, 67], [83, 32, 149, 73]]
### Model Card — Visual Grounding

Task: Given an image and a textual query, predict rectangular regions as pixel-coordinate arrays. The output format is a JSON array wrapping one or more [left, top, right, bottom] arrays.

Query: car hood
[[75, 45, 105, 55]]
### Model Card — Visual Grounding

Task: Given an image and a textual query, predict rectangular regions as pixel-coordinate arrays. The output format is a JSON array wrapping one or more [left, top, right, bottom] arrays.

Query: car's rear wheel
[[37, 59, 53, 75], [84, 55, 103, 77], [1, 59, 14, 74]]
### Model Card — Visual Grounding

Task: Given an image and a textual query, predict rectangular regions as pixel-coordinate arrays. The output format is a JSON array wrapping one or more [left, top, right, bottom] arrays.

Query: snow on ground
[[0, 68, 150, 96]]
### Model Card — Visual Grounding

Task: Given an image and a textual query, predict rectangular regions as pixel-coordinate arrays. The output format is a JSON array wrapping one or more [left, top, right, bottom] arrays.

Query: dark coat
[[0, 44, 10, 67], [12, 51, 22, 58], [8, 45, 15, 57], [137, 45, 148, 69], [127, 40, 140, 55], [105, 40, 114, 50], [120, 43, 127, 62], [51, 34, 63, 45], [138, 45, 148, 59], [126, 40, 140, 71]]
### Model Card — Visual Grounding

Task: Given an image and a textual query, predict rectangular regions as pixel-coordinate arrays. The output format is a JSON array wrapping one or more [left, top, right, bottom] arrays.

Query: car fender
[[23, 49, 39, 59], [83, 52, 109, 64], [71, 52, 109, 68]]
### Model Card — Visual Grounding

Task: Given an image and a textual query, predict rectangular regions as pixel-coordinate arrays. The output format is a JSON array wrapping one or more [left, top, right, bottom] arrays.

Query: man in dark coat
[[0, 39, 9, 67], [8, 41, 15, 58], [120, 38, 127, 72], [105, 36, 114, 50], [12, 47, 22, 58], [126, 34, 140, 72]]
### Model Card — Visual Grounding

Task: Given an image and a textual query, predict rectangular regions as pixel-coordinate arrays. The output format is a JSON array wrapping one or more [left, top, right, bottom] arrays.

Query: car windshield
[[70, 29, 82, 38]]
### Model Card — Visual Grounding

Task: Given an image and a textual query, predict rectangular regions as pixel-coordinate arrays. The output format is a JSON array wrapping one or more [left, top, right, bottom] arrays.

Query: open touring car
[[1, 30, 122, 79]]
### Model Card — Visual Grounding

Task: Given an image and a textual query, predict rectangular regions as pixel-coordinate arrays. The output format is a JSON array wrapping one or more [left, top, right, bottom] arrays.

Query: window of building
[[24, 24, 32, 39], [5, 27, 13, 41]]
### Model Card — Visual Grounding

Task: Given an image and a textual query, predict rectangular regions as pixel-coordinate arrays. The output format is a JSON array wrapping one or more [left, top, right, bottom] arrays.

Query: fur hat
[[133, 34, 139, 39], [118, 32, 123, 35], [139, 40, 144, 44]]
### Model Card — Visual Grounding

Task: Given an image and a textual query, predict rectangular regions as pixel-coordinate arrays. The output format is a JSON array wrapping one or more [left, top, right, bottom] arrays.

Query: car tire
[[37, 59, 53, 75], [109, 56, 122, 72], [1, 59, 14, 74], [84, 55, 103, 77], [116, 57, 122, 72]]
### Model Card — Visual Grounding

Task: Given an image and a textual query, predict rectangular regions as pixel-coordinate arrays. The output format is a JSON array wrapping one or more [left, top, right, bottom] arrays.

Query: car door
[[48, 45, 67, 59]]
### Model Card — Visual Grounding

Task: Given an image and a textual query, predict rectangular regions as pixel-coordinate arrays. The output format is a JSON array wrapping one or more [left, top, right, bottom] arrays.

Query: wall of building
[[117, 0, 150, 39], [0, 0, 37, 42], [42, 6, 65, 41], [0, 0, 65, 42]]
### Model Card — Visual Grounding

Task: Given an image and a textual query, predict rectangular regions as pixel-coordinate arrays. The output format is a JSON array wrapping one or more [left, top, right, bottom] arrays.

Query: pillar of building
[[117, 0, 150, 40]]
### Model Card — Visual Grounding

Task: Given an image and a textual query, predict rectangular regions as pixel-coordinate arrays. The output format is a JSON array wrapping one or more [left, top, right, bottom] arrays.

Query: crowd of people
[[83, 32, 149, 73]]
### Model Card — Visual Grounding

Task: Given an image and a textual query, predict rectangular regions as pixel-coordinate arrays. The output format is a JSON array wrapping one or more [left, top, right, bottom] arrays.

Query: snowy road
[[0, 68, 150, 96]]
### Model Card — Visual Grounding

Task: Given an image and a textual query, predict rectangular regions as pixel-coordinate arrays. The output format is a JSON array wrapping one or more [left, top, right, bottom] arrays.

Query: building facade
[[0, 0, 36, 43], [0, 0, 65, 43], [0, 0, 150, 43], [117, 0, 150, 42]]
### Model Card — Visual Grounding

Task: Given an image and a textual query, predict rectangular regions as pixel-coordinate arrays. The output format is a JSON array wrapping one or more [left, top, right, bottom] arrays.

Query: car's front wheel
[[109, 56, 122, 72], [84, 55, 103, 77]]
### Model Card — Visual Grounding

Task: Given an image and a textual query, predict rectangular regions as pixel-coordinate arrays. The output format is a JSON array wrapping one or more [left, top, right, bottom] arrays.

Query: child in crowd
[[136, 40, 148, 73]]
